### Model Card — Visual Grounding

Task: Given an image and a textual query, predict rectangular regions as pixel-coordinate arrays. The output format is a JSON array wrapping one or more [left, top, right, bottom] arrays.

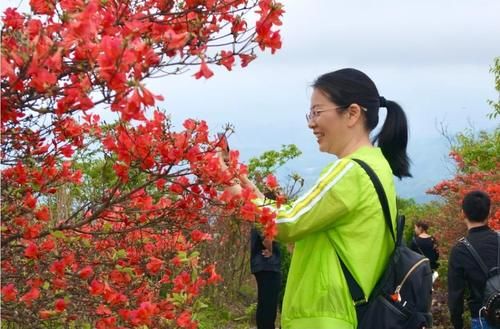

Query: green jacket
[[265, 147, 397, 329]]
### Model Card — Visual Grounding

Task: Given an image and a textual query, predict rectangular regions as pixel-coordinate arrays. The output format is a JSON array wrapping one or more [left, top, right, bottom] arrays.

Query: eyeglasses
[[305, 105, 368, 122], [305, 106, 348, 122]]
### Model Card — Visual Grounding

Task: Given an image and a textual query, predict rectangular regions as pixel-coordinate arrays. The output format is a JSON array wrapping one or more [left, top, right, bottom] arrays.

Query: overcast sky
[[2, 0, 499, 202], [159, 0, 500, 202]]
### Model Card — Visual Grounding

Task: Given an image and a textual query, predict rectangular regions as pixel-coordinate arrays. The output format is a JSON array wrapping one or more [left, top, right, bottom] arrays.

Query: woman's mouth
[[314, 132, 324, 142]]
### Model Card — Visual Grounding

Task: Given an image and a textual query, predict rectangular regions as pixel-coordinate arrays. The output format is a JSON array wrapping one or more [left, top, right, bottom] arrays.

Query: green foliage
[[195, 298, 254, 329], [247, 144, 304, 198], [487, 56, 500, 119], [2, 320, 94, 329], [452, 128, 499, 173], [232, 302, 258, 322], [247, 144, 302, 181], [70, 157, 115, 203], [397, 198, 443, 244]]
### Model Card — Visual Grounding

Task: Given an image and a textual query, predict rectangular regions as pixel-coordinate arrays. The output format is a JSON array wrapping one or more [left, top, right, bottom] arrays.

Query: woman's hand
[[216, 148, 265, 199], [261, 248, 272, 258], [216, 149, 243, 195], [262, 238, 273, 257]]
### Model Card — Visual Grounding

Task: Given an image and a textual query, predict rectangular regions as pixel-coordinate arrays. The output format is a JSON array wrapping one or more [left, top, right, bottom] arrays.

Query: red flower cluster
[[428, 150, 499, 231], [1, 0, 283, 327]]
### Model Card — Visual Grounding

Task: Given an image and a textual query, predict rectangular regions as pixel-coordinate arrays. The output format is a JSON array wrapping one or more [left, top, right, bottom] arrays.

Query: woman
[[411, 221, 440, 282], [226, 68, 411, 329], [250, 227, 282, 329]]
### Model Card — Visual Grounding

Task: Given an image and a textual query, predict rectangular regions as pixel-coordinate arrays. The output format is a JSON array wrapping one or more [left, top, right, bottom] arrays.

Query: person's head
[[414, 221, 429, 235], [461, 190, 491, 223], [309, 68, 411, 179]]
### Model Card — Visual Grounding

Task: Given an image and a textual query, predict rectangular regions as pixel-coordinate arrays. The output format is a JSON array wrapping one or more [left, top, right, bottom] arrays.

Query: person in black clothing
[[251, 227, 282, 329], [448, 190, 499, 329], [410, 221, 440, 282]]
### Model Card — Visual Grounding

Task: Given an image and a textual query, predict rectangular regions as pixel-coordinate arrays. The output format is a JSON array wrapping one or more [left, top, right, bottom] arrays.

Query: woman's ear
[[345, 104, 363, 127]]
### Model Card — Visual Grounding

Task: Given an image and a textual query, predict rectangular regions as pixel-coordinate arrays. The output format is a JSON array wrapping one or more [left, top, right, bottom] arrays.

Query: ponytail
[[373, 99, 411, 179]]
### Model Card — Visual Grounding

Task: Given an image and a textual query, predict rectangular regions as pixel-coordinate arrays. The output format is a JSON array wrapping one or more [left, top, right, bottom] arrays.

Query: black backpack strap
[[327, 158, 397, 307], [493, 232, 500, 275], [351, 158, 396, 242], [460, 237, 489, 276], [326, 236, 367, 306], [497, 233, 500, 274]]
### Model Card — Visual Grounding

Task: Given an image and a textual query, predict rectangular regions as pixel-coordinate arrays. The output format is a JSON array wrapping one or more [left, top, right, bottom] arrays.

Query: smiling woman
[[310, 69, 411, 178], [307, 90, 355, 155], [223, 68, 422, 329]]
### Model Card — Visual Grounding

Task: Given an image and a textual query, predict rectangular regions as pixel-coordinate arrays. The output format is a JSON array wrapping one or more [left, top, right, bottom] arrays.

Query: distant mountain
[[396, 136, 454, 203], [265, 136, 453, 204]]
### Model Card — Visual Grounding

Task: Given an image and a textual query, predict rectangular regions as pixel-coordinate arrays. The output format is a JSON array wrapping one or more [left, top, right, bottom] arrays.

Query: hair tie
[[379, 96, 387, 108]]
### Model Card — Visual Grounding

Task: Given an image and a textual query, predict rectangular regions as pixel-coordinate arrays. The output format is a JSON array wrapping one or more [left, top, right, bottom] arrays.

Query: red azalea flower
[[1, 283, 18, 302], [55, 298, 67, 312], [193, 60, 214, 79]]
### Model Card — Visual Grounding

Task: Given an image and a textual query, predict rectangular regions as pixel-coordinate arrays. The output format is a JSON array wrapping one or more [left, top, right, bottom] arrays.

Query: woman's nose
[[307, 118, 316, 129]]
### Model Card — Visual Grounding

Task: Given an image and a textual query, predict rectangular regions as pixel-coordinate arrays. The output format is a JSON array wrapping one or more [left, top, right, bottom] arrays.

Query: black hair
[[462, 190, 491, 222], [312, 68, 411, 179], [415, 221, 429, 232]]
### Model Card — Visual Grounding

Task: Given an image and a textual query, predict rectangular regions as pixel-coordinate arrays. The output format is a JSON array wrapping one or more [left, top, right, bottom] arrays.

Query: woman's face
[[414, 225, 422, 235], [307, 88, 349, 155]]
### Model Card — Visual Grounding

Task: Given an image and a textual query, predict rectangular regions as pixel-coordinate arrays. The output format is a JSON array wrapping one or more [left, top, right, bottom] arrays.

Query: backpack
[[460, 234, 500, 328], [329, 159, 433, 329]]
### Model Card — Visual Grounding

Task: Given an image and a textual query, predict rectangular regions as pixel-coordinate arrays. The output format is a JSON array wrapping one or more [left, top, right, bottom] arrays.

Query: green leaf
[[82, 238, 92, 248], [113, 249, 127, 260], [170, 292, 188, 306], [103, 222, 112, 233], [194, 300, 208, 310], [177, 251, 187, 262], [51, 230, 66, 239], [116, 265, 135, 276], [159, 283, 170, 298]]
